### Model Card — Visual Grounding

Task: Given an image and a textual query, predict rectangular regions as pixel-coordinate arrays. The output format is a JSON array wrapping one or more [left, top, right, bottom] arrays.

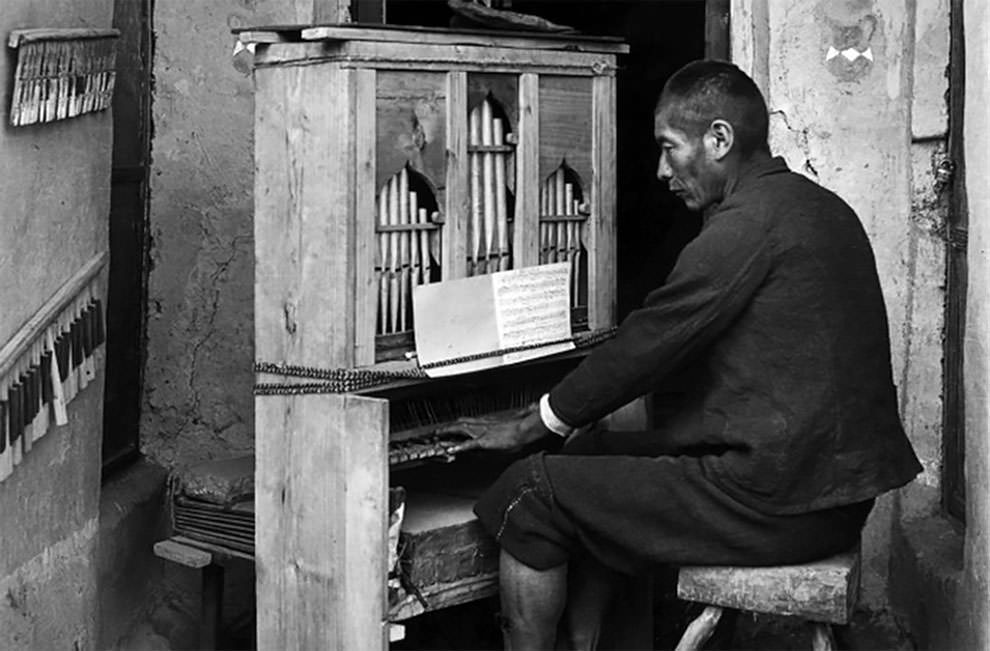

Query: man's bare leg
[[557, 559, 620, 650], [498, 549, 567, 650]]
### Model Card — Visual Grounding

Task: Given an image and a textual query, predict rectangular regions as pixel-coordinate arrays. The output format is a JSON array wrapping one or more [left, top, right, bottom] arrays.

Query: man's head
[[654, 60, 770, 211]]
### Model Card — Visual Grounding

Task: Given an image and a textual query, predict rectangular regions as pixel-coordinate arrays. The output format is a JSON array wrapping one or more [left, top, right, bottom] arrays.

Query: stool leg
[[200, 563, 224, 650], [674, 605, 723, 651], [811, 622, 836, 651]]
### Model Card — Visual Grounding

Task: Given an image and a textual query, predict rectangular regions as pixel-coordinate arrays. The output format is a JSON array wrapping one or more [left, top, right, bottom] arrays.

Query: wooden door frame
[[942, 0, 967, 521], [103, 0, 153, 477]]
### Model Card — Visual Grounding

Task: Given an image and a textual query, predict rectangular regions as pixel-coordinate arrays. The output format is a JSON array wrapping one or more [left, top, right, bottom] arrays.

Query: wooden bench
[[674, 548, 860, 651]]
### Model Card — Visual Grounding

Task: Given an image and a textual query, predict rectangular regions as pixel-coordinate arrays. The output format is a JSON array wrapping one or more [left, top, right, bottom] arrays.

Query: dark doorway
[[103, 0, 153, 476]]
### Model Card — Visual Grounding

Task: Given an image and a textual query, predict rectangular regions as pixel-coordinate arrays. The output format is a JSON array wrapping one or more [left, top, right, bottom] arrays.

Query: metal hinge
[[934, 158, 956, 195], [946, 225, 968, 252]]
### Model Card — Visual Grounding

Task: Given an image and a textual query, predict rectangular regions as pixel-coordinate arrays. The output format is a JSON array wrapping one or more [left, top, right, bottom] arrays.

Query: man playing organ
[[442, 60, 922, 650]]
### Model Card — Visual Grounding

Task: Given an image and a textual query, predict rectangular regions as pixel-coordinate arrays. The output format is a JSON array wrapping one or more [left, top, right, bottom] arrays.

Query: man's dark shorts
[[474, 427, 873, 574]]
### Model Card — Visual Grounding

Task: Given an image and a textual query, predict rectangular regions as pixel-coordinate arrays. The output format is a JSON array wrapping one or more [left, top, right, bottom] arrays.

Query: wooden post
[[256, 393, 389, 650], [589, 73, 617, 330], [705, 0, 731, 61], [515, 73, 540, 268], [293, 0, 352, 24], [445, 71, 469, 280], [254, 63, 357, 369], [354, 68, 378, 365]]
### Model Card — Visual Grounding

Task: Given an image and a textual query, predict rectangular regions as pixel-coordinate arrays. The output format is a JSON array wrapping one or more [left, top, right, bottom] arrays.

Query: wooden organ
[[243, 24, 627, 649]]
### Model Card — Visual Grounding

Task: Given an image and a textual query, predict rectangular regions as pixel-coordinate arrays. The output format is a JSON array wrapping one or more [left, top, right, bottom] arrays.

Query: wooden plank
[[153, 539, 213, 569], [0, 252, 107, 380], [538, 76, 593, 187], [704, 0, 731, 60], [254, 41, 618, 77], [172, 535, 255, 563], [374, 72, 447, 192], [238, 30, 297, 44], [444, 71, 469, 280], [677, 549, 860, 625], [467, 73, 519, 131], [297, 24, 628, 54], [515, 73, 540, 268], [254, 63, 356, 368], [288, 0, 351, 23], [8, 28, 119, 48], [389, 573, 499, 622], [256, 392, 389, 650], [588, 74, 616, 330], [311, 0, 352, 23], [355, 68, 378, 366]]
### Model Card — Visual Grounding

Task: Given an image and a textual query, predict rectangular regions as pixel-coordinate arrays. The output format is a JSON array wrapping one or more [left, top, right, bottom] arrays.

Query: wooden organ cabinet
[[243, 24, 628, 649]]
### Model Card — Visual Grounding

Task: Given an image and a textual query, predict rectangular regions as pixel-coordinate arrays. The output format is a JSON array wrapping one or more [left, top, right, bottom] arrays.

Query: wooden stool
[[674, 548, 860, 651], [153, 537, 226, 651]]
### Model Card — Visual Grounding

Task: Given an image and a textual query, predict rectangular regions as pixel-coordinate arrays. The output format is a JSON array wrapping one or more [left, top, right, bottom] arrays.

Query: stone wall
[[732, 0, 949, 610], [960, 1, 989, 647]]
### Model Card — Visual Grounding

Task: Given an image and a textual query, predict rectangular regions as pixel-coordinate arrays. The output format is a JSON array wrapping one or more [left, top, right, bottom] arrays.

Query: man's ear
[[705, 119, 734, 161]]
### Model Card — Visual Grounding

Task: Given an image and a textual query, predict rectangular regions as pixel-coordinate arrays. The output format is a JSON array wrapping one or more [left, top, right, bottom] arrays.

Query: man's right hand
[[438, 407, 553, 455]]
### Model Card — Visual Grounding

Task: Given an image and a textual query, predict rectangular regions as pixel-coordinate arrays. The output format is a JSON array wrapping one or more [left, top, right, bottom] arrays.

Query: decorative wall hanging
[[7, 28, 120, 127], [0, 252, 107, 483]]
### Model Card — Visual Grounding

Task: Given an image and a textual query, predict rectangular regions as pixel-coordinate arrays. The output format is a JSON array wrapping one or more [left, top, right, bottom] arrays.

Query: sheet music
[[413, 263, 575, 377]]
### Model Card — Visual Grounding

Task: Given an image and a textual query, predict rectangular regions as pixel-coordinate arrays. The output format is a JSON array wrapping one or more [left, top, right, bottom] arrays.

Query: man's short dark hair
[[657, 60, 770, 157]]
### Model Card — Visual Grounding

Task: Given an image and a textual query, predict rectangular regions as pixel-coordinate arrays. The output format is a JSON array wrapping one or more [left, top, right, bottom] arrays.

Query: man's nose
[[657, 152, 672, 181]]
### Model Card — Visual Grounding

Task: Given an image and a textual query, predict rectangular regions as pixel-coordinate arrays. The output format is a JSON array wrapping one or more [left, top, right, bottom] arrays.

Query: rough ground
[[115, 592, 916, 650]]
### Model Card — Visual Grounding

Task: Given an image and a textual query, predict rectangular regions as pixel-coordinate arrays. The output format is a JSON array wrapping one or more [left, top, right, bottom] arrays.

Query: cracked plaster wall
[[145, 1, 307, 466], [961, 1, 990, 647], [732, 0, 950, 610]]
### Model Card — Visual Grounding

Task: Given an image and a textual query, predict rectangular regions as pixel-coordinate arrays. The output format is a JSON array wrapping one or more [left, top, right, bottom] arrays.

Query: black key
[[31, 365, 42, 420], [41, 352, 53, 404], [0, 400, 7, 454], [56, 334, 70, 382], [71, 318, 83, 370], [82, 306, 94, 358], [93, 299, 106, 346], [25, 368, 36, 422], [9, 383, 22, 444]]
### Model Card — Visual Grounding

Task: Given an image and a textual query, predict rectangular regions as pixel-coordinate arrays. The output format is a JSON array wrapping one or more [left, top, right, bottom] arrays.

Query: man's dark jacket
[[549, 156, 922, 515]]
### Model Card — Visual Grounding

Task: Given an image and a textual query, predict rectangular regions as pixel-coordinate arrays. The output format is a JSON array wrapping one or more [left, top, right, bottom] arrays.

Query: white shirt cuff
[[540, 393, 574, 438]]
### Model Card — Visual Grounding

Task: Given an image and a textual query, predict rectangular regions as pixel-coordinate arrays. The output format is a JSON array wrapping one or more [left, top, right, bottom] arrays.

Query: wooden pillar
[[293, 0, 353, 23], [705, 0, 731, 60], [589, 73, 617, 331]]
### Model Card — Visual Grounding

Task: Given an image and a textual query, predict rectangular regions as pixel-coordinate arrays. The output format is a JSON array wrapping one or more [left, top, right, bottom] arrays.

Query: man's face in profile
[[653, 104, 723, 212]]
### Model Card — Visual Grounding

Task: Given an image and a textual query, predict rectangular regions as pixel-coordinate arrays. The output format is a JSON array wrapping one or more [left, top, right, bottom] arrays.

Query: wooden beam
[[515, 73, 540, 268], [588, 73, 617, 330], [253, 63, 357, 368], [705, 0, 731, 60], [292, 0, 352, 23], [256, 393, 389, 650], [444, 71, 469, 280]]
